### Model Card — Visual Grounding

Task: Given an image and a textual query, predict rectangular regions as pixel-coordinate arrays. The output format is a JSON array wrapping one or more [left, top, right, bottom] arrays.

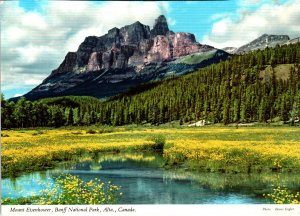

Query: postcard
[[1, 0, 300, 215]]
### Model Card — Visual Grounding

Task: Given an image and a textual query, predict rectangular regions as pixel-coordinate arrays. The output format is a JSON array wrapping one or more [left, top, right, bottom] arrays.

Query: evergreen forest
[[1, 43, 300, 128]]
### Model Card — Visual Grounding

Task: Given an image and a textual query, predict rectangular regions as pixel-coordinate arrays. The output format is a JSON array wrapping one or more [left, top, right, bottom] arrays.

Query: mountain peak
[[23, 15, 227, 101], [235, 34, 290, 54], [258, 34, 290, 40], [150, 15, 169, 37], [133, 21, 142, 25], [155, 15, 167, 24], [260, 34, 269, 38]]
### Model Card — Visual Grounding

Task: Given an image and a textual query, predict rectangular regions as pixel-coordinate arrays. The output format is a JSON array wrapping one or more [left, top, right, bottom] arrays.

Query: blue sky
[[169, 1, 238, 38], [17, 0, 238, 43], [17, 0, 238, 42], [1, 0, 299, 99]]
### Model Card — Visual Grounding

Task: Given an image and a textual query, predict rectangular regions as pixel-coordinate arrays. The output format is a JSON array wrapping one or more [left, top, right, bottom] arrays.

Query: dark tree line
[[1, 43, 300, 128], [1, 96, 102, 128]]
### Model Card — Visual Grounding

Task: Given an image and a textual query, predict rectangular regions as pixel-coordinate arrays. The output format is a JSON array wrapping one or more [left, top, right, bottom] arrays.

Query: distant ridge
[[235, 34, 290, 54]]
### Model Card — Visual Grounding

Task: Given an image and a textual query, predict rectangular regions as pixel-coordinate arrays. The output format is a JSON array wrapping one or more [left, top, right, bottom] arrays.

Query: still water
[[2, 153, 300, 204]]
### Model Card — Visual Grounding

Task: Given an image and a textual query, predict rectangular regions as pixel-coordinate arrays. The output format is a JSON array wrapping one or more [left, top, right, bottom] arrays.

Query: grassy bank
[[2, 126, 300, 177]]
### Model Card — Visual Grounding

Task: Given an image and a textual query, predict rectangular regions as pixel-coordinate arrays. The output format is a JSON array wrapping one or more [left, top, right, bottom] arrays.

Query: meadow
[[2, 125, 300, 178]]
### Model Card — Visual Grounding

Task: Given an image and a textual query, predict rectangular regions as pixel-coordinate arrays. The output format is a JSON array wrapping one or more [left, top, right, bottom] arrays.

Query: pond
[[2, 153, 300, 204]]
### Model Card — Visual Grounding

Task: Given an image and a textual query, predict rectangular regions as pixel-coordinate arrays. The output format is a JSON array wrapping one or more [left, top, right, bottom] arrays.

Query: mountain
[[88, 43, 300, 126], [222, 34, 300, 54], [21, 15, 229, 101], [222, 47, 237, 54], [3, 43, 299, 128], [287, 37, 300, 44], [233, 34, 290, 54]]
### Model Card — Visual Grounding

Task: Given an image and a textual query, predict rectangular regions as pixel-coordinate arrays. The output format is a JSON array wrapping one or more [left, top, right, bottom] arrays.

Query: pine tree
[[13, 97, 28, 128]]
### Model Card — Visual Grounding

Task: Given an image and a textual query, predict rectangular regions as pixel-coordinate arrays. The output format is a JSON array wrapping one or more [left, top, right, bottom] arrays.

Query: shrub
[[98, 128, 114, 134], [86, 129, 97, 134], [36, 174, 122, 204], [149, 134, 166, 152]]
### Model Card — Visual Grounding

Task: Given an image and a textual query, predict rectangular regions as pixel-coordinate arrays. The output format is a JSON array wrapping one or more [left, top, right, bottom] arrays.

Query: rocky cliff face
[[23, 15, 229, 100], [53, 15, 213, 74], [150, 15, 170, 38]]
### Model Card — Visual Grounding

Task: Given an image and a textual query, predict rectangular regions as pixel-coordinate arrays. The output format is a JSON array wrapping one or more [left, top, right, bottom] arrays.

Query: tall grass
[[2, 126, 300, 177]]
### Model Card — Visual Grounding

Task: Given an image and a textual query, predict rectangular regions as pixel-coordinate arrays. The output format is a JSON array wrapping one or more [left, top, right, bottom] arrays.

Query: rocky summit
[[23, 15, 229, 100]]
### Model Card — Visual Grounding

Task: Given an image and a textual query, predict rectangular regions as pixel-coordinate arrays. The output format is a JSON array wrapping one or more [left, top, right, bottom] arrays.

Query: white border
[[1, 205, 300, 216]]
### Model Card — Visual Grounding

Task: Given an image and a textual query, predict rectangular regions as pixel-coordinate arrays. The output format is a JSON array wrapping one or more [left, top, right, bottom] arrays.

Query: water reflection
[[2, 172, 55, 198], [2, 152, 300, 204]]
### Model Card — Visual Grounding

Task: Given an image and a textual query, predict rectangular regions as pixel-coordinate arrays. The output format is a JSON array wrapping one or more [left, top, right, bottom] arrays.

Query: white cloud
[[202, 0, 300, 48], [24, 78, 45, 86], [210, 13, 232, 21], [167, 18, 176, 27], [14, 93, 23, 97], [0, 1, 170, 92], [247, 0, 262, 3], [22, 12, 48, 30]]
